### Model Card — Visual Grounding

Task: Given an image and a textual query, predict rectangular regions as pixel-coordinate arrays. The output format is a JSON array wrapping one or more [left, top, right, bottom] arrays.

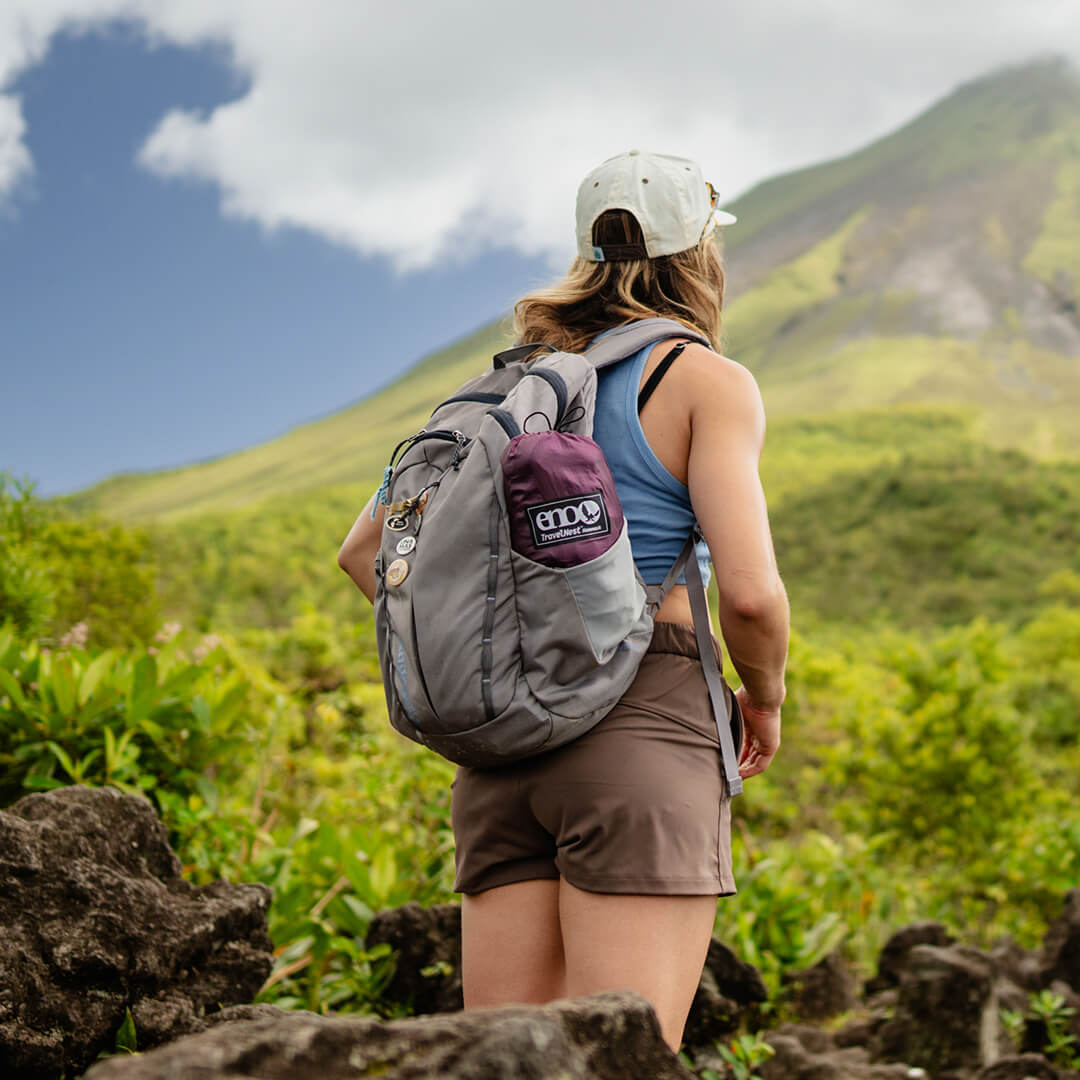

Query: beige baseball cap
[[576, 149, 736, 262]]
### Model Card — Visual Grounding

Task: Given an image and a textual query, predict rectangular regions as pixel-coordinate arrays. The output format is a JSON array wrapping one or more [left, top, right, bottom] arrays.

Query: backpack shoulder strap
[[585, 318, 710, 370], [648, 532, 744, 800]]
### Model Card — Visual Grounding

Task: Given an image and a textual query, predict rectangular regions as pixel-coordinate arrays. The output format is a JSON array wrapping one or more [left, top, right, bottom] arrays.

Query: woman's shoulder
[[668, 341, 763, 415]]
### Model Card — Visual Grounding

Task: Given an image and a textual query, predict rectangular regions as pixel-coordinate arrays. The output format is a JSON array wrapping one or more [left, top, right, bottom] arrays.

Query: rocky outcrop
[[684, 937, 769, 1047], [84, 991, 694, 1080], [782, 949, 858, 1022], [873, 943, 1010, 1071], [754, 1025, 915, 1080], [975, 1055, 1065, 1080], [365, 901, 464, 1015], [1042, 888, 1080, 994], [865, 921, 955, 996], [0, 786, 273, 1080]]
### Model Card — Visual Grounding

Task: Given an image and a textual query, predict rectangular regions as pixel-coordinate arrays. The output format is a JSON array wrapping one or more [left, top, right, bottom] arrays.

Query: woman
[[339, 150, 789, 1052]]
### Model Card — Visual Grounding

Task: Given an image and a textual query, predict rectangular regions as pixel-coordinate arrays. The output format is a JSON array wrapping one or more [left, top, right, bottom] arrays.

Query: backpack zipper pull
[[451, 430, 468, 469], [371, 465, 393, 519]]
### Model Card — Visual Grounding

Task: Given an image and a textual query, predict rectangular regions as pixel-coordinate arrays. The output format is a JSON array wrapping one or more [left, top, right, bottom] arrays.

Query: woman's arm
[[337, 494, 384, 605], [683, 346, 789, 776]]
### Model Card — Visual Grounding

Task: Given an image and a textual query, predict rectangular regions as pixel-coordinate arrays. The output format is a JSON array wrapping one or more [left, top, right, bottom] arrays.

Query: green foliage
[[833, 621, 1035, 857], [0, 624, 256, 815], [37, 515, 160, 648], [705, 1034, 776, 1080], [113, 1009, 138, 1055], [1027, 989, 1080, 1070], [0, 473, 159, 648], [0, 474, 55, 638], [771, 448, 1080, 627]]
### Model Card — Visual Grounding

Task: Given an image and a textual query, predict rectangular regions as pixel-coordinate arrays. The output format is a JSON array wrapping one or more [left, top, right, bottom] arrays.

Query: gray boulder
[[865, 921, 955, 996], [976, 1054, 1063, 1079], [84, 991, 694, 1079], [873, 944, 1012, 1072], [0, 786, 273, 1079], [759, 1031, 914, 1080], [783, 949, 858, 1021]]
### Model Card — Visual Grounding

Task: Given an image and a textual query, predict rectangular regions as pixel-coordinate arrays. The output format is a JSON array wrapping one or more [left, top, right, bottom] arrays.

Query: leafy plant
[[1028, 989, 1080, 1070], [698, 1034, 775, 1080]]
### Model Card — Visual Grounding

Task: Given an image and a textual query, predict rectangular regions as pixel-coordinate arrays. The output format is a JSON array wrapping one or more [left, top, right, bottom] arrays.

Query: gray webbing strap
[[684, 540, 744, 799], [585, 318, 710, 370]]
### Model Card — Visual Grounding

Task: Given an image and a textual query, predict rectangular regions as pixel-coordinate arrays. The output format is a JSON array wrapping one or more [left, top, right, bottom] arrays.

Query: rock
[[84, 990, 695, 1079], [873, 944, 1010, 1073], [0, 786, 273, 1079], [976, 1054, 1062, 1079], [683, 938, 768, 1048], [990, 935, 1043, 992], [866, 922, 955, 996], [784, 950, 858, 1021], [365, 901, 464, 1015], [1042, 888, 1080, 994], [769, 1022, 837, 1054], [759, 1033, 914, 1080], [835, 1016, 879, 1048]]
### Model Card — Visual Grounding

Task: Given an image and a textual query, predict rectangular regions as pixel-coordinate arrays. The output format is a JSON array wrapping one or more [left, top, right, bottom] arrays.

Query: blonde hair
[[513, 209, 725, 354]]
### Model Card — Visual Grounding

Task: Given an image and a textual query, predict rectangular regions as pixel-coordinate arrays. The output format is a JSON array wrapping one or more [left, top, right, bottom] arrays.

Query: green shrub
[[0, 474, 55, 638], [0, 624, 257, 814], [0, 473, 160, 648], [37, 515, 160, 648]]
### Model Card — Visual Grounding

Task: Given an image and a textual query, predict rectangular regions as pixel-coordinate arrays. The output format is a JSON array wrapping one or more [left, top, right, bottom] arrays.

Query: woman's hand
[[735, 686, 781, 779]]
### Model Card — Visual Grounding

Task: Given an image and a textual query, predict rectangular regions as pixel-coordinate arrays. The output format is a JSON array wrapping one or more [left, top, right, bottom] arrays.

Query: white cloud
[[1, 0, 1079, 268]]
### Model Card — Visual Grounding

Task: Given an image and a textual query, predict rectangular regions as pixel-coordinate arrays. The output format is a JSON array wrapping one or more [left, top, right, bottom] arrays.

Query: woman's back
[[593, 336, 712, 592]]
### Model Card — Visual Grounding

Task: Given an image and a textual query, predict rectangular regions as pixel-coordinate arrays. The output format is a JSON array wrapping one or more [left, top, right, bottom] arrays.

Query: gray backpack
[[372, 317, 743, 795]]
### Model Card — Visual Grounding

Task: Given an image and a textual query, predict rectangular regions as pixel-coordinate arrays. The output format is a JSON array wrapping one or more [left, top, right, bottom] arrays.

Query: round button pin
[[386, 515, 408, 532], [386, 558, 410, 587], [396, 536, 417, 556]]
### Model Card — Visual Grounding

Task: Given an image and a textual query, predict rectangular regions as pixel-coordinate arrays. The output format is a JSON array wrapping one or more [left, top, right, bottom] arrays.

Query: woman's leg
[[461, 879, 566, 1007], [559, 879, 716, 1051]]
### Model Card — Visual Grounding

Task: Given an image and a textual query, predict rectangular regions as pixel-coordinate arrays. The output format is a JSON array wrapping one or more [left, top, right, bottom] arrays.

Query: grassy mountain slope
[[68, 321, 510, 522], [67, 57, 1080, 523]]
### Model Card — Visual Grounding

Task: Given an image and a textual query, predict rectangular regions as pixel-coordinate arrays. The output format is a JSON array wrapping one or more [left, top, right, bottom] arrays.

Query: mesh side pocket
[[563, 523, 644, 663], [511, 522, 646, 702]]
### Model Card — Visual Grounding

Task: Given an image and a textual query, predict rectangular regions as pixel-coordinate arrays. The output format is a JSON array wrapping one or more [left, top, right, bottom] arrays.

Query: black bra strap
[[637, 342, 690, 414]]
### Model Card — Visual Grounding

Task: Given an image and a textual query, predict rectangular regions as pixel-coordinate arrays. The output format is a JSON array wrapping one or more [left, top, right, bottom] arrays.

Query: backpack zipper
[[528, 369, 568, 426], [487, 408, 520, 438], [431, 392, 506, 414]]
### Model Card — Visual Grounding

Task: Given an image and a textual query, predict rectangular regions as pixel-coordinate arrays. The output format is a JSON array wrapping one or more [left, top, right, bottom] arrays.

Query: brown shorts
[[451, 622, 738, 896]]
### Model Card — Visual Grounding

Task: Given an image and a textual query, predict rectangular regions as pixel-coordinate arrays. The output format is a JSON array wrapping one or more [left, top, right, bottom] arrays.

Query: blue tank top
[[592, 340, 712, 587]]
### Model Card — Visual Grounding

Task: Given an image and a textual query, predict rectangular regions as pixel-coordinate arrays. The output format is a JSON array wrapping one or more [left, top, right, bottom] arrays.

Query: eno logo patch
[[525, 491, 611, 547]]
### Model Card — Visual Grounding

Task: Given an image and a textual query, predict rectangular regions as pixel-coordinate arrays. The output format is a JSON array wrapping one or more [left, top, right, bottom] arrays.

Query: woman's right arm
[[338, 494, 383, 605], [683, 347, 789, 777]]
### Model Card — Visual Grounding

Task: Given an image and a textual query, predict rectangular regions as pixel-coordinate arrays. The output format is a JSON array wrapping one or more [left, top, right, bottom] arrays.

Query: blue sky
[[1, 4, 1075, 497], [1, 28, 549, 495]]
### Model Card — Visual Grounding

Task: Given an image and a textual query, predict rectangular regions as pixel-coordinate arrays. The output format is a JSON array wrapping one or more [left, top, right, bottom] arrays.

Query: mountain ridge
[[66, 56, 1080, 522]]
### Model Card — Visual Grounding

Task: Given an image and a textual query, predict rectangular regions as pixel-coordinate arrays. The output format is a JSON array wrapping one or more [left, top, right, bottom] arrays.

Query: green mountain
[[68, 56, 1080, 523], [722, 56, 1080, 455]]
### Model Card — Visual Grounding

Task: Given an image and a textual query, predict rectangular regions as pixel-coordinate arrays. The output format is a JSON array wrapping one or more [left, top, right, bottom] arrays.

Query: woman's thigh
[[461, 878, 565, 1007], [558, 879, 717, 1051]]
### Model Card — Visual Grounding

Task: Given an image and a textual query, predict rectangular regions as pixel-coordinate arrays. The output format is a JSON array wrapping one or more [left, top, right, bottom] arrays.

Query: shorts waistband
[[648, 620, 724, 666]]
